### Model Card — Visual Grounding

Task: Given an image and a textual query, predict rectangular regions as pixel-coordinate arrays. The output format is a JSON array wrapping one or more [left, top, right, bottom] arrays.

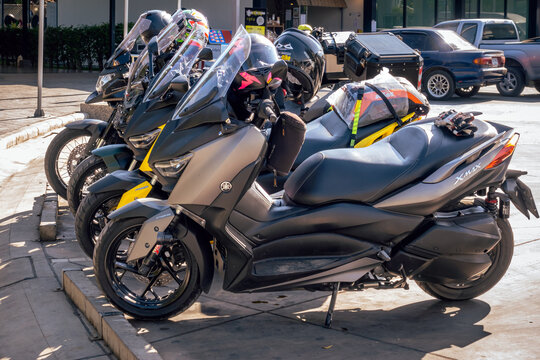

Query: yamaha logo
[[220, 181, 232, 193]]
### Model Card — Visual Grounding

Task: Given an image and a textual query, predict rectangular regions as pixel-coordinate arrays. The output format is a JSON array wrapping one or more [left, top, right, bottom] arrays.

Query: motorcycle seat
[[284, 119, 497, 206]]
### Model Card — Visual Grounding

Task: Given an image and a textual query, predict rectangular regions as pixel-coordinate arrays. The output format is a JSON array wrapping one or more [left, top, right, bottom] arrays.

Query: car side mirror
[[198, 47, 213, 61], [169, 74, 189, 93]]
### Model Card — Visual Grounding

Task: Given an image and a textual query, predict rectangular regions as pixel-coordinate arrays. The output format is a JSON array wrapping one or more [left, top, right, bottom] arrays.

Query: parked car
[[435, 19, 540, 96], [384, 28, 506, 100]]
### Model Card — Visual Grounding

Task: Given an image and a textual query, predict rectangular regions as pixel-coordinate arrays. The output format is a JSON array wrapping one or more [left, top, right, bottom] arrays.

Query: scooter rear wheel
[[67, 155, 107, 215], [416, 218, 513, 301], [93, 217, 201, 320], [44, 128, 92, 199]]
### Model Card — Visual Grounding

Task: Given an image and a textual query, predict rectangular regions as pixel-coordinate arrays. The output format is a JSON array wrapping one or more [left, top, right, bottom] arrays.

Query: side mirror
[[169, 74, 189, 94], [268, 60, 288, 90], [198, 47, 213, 61], [148, 36, 159, 56]]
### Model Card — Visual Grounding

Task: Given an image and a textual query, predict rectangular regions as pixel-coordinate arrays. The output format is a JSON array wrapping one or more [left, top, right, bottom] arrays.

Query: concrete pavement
[[0, 85, 539, 359]]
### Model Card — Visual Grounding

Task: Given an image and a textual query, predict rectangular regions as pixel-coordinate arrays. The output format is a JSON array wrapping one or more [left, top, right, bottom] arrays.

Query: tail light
[[473, 57, 493, 67], [486, 134, 520, 169], [418, 65, 423, 90]]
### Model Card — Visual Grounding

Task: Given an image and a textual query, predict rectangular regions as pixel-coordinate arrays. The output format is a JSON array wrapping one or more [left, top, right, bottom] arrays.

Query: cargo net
[[327, 70, 429, 130]]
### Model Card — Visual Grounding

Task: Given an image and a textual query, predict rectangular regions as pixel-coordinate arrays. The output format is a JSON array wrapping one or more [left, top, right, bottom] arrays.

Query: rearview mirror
[[148, 36, 159, 56], [169, 74, 189, 94], [198, 47, 213, 61], [268, 60, 288, 90]]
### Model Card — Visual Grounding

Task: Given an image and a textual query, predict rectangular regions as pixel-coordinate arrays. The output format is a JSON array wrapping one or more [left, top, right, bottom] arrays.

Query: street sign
[[245, 8, 266, 36]]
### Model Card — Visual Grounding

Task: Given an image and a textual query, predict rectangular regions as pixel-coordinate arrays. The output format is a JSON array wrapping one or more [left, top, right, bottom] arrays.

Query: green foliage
[[0, 23, 131, 70]]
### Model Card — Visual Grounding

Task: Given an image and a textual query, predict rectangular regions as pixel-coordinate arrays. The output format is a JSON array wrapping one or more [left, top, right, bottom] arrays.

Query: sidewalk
[[0, 70, 96, 138], [0, 138, 112, 360]]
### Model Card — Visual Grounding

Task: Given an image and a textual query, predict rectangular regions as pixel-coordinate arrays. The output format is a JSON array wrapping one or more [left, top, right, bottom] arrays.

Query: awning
[[296, 0, 347, 7]]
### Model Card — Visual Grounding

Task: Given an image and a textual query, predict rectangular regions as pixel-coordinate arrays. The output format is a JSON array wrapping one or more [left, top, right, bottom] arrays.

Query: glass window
[[460, 23, 478, 43], [464, 0, 479, 18], [436, 22, 459, 32], [480, 0, 504, 19], [438, 30, 477, 50], [376, 0, 404, 29], [400, 33, 429, 51], [406, 0, 435, 27], [482, 23, 518, 40], [436, 0, 455, 23], [507, 0, 529, 39]]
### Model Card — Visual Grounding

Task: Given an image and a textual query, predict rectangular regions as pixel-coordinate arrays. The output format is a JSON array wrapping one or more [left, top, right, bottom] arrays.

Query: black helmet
[[231, 34, 284, 94], [274, 28, 325, 103], [140, 10, 173, 44]]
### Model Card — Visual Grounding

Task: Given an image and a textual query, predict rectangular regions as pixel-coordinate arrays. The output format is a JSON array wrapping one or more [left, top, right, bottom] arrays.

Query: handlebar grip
[[261, 102, 277, 123]]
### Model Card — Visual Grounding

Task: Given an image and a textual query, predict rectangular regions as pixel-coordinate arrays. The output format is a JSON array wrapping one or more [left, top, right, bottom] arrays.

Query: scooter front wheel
[[44, 128, 92, 199], [67, 155, 107, 215], [93, 217, 202, 320], [75, 189, 123, 258], [416, 218, 513, 301]]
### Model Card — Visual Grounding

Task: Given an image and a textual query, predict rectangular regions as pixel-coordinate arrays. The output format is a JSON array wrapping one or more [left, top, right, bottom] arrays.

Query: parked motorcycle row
[[44, 9, 538, 328]]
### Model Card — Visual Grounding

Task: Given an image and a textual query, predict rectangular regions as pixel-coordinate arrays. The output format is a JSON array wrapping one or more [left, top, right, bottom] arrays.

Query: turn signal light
[[473, 57, 492, 66], [486, 134, 520, 169]]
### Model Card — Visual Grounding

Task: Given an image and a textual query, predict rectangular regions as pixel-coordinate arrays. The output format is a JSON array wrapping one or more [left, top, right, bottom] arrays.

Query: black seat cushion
[[284, 119, 497, 206]]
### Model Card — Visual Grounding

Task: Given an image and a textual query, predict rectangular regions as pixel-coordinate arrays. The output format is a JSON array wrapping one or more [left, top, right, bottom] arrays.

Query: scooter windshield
[[105, 15, 153, 69], [171, 26, 251, 122], [143, 26, 207, 103], [124, 12, 190, 108]]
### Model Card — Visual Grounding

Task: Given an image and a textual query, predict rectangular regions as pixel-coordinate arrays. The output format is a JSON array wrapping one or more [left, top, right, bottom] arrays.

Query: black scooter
[[92, 28, 538, 326]]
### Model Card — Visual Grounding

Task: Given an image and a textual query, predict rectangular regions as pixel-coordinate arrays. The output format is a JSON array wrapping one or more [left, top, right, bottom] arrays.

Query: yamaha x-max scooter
[[92, 27, 538, 325], [75, 37, 428, 258]]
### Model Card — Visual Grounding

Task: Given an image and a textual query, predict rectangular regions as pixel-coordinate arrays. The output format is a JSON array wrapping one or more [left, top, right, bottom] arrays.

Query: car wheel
[[496, 67, 525, 97], [423, 70, 455, 100], [455, 85, 480, 98]]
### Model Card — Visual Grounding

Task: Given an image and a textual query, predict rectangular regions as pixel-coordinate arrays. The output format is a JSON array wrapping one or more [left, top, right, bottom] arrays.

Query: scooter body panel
[[88, 170, 149, 195], [91, 144, 133, 172]]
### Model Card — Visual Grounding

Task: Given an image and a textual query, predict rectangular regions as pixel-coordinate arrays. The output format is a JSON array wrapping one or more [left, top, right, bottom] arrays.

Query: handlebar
[[258, 99, 278, 123]]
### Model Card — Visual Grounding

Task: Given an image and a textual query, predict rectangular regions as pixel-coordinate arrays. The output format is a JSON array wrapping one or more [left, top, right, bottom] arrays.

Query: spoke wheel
[[93, 217, 201, 319], [416, 218, 513, 301], [424, 70, 455, 100], [496, 67, 525, 97], [67, 155, 108, 215], [44, 128, 92, 199]]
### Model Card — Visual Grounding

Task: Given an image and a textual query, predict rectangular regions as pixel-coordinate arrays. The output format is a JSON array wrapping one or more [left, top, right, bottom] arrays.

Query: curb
[[63, 269, 163, 360], [0, 112, 87, 150], [39, 189, 58, 241]]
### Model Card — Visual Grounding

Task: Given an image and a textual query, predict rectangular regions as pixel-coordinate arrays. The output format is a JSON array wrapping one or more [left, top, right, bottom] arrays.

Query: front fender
[[66, 119, 108, 150], [85, 90, 103, 104], [91, 144, 133, 172], [113, 198, 214, 293], [88, 170, 148, 195]]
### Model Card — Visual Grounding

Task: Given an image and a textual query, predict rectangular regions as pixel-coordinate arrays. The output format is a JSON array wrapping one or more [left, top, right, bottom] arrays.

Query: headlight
[[154, 153, 193, 178], [128, 128, 161, 149], [96, 73, 115, 93]]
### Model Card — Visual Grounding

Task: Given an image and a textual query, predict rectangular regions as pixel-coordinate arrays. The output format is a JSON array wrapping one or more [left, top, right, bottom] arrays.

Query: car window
[[460, 23, 478, 44], [437, 29, 477, 50], [399, 33, 428, 51], [436, 22, 459, 32], [482, 24, 517, 40]]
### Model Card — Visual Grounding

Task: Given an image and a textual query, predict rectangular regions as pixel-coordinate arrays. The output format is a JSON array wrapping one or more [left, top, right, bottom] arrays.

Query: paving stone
[[0, 256, 35, 288]]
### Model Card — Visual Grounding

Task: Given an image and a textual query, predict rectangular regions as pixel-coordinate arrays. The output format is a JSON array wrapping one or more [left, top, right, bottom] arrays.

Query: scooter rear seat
[[284, 119, 497, 206]]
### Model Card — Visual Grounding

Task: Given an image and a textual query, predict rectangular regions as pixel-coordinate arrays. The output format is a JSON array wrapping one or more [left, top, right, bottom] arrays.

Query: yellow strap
[[350, 99, 362, 147]]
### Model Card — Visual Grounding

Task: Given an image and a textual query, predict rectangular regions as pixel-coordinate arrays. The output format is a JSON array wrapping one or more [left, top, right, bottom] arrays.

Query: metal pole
[[34, 0, 44, 117], [177, 0, 182, 10], [109, 0, 116, 57], [235, 0, 240, 30], [123, 0, 128, 38]]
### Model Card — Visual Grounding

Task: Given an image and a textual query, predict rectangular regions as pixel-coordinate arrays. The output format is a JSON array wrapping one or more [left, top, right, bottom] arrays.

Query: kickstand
[[324, 282, 340, 328]]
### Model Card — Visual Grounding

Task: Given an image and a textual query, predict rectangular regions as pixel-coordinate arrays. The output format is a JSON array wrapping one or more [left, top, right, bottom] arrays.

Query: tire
[[93, 217, 201, 320], [423, 70, 455, 101], [67, 155, 107, 215], [455, 85, 480, 98], [496, 67, 525, 97], [534, 81, 540, 93], [75, 190, 123, 258], [416, 218, 513, 301], [44, 128, 92, 199]]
